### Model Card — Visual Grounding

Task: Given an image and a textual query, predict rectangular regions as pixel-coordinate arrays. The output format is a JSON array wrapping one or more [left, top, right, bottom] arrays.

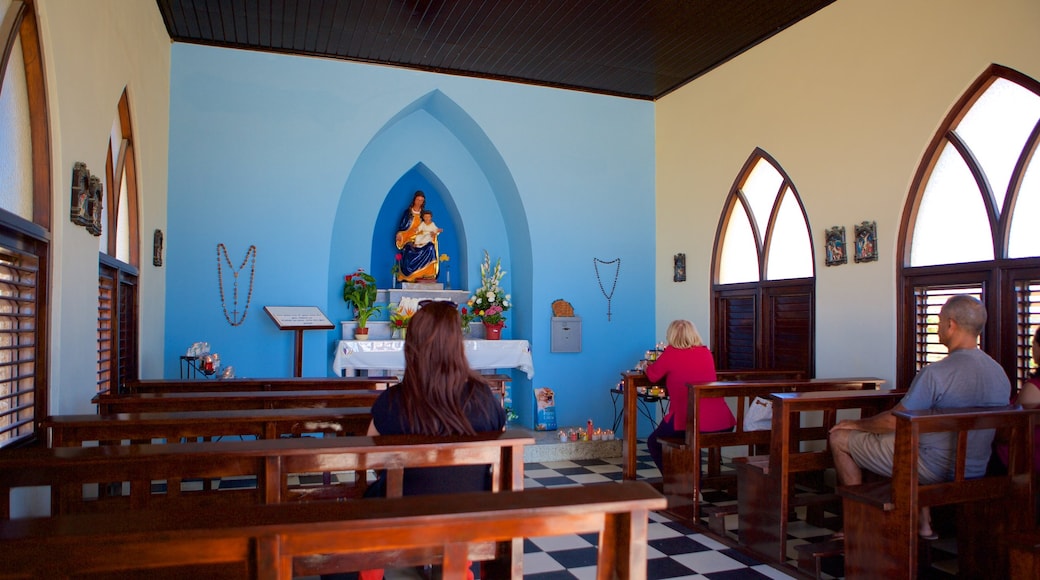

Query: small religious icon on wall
[[69, 162, 104, 236], [825, 226, 847, 266], [854, 221, 878, 263], [153, 229, 164, 267], [673, 253, 687, 282]]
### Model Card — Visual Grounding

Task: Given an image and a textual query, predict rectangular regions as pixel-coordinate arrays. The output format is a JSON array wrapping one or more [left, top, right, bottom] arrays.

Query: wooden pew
[[44, 407, 374, 447], [111, 374, 511, 407], [620, 369, 807, 479], [659, 377, 883, 523], [734, 389, 905, 565], [0, 481, 666, 580], [92, 388, 383, 415], [837, 405, 1036, 579], [120, 376, 392, 394], [0, 431, 532, 521]]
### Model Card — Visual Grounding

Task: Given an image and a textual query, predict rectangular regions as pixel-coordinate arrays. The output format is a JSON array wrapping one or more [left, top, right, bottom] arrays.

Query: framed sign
[[263, 306, 334, 330]]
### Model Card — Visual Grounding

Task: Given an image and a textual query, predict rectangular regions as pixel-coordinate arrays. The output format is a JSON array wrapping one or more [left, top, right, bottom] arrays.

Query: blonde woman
[[644, 320, 734, 470]]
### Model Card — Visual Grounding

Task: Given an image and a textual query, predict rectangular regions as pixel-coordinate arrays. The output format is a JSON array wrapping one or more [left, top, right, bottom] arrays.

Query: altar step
[[519, 427, 622, 463]]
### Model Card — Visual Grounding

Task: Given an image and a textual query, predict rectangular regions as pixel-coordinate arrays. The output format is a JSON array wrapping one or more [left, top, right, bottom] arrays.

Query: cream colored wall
[[655, 0, 1040, 385], [36, 0, 169, 413]]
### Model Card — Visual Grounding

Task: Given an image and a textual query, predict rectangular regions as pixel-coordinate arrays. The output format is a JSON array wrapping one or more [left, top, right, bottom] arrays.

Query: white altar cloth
[[333, 339, 534, 379]]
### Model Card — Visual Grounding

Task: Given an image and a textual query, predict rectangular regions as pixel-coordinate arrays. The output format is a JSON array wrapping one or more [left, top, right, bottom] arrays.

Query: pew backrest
[[121, 376, 392, 394], [685, 377, 885, 451], [767, 389, 906, 476], [0, 430, 533, 520], [0, 481, 666, 580], [92, 388, 384, 415], [44, 406, 374, 447]]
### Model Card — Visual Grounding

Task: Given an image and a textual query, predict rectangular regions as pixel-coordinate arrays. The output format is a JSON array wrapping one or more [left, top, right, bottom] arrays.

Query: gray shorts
[[846, 431, 945, 485]]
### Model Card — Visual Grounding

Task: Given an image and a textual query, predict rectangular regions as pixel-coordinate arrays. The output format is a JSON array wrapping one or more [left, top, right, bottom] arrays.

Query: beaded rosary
[[593, 257, 620, 321], [216, 243, 257, 326]]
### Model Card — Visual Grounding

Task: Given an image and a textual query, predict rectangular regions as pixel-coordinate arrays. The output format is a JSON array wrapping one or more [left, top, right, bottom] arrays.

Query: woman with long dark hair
[[327, 302, 505, 580]]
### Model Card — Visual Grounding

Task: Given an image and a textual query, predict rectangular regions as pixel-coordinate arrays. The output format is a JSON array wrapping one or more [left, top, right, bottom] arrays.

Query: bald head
[[941, 295, 987, 338]]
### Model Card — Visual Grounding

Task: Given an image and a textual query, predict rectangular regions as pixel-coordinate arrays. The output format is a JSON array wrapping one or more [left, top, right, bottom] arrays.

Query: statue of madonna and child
[[395, 191, 444, 283]]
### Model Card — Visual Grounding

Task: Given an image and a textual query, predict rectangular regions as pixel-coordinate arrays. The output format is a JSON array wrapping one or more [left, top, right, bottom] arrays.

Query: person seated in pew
[[997, 326, 1040, 471], [829, 295, 1011, 540], [324, 300, 506, 580], [644, 319, 735, 471]]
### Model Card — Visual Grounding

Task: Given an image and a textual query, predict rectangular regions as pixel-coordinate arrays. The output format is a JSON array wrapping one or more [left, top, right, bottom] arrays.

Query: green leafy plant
[[343, 269, 383, 329]]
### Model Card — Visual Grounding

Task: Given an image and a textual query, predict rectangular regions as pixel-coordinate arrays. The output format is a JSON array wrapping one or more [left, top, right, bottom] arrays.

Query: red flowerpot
[[483, 322, 504, 340], [354, 327, 370, 341]]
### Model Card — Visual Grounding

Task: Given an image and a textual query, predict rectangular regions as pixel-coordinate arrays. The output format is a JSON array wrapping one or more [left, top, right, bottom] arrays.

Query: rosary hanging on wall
[[216, 243, 257, 327], [593, 257, 620, 321]]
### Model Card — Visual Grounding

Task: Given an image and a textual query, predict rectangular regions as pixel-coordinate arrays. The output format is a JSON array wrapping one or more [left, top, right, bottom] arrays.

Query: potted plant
[[469, 251, 511, 340], [343, 269, 383, 340]]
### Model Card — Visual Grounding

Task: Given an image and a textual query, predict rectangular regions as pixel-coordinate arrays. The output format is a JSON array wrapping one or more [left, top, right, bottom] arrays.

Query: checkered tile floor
[[521, 443, 796, 580], [522, 442, 957, 580]]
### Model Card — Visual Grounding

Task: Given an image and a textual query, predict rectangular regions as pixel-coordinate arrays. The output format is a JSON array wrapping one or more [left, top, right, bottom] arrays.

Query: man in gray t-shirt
[[829, 295, 1011, 539]]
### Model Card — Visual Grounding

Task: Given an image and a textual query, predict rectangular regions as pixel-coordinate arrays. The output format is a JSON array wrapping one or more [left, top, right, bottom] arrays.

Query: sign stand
[[263, 306, 335, 377]]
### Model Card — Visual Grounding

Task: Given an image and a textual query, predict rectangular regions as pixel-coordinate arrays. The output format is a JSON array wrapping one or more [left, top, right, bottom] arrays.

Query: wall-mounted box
[[550, 316, 582, 353]]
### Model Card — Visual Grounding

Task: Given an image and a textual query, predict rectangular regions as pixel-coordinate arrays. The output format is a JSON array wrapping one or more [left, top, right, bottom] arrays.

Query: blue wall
[[167, 45, 658, 434]]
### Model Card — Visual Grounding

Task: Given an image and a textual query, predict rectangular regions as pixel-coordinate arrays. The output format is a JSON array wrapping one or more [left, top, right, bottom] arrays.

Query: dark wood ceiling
[[156, 0, 835, 101]]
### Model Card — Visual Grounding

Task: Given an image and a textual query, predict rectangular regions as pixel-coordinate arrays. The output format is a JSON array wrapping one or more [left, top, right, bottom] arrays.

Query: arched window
[[97, 89, 140, 393], [711, 149, 815, 375], [898, 65, 1040, 389], [0, 0, 51, 448]]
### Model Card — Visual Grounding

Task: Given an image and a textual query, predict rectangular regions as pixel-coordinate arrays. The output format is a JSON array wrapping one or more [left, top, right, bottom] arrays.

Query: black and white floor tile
[[521, 445, 796, 580]]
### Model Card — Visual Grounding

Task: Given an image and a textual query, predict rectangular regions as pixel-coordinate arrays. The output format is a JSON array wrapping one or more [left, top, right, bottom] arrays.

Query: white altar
[[333, 339, 534, 379]]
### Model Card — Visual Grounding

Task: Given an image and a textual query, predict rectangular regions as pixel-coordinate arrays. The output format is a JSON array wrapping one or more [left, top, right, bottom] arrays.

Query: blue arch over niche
[[328, 90, 534, 413]]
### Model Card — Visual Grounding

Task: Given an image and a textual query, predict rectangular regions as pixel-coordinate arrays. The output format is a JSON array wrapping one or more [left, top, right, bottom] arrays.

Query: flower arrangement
[[470, 250, 510, 327], [343, 268, 383, 329], [390, 297, 419, 334]]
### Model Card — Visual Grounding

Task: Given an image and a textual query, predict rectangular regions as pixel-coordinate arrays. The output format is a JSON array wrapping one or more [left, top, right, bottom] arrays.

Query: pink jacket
[[645, 345, 736, 432]]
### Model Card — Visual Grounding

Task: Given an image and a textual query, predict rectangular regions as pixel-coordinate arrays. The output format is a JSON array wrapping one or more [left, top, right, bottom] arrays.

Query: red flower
[[395, 253, 402, 261]]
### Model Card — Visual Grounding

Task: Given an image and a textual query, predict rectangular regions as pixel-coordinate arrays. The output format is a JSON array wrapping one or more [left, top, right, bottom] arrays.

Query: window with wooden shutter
[[96, 89, 140, 393], [0, 236, 42, 447], [0, 1, 51, 449], [898, 65, 1040, 388], [711, 149, 815, 376]]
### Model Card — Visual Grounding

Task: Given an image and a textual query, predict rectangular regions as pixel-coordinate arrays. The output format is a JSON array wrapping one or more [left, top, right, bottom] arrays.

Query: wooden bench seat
[[43, 407, 373, 447], [120, 374, 512, 405], [837, 405, 1037, 579], [0, 430, 532, 520], [0, 480, 666, 580], [734, 389, 904, 565], [660, 377, 884, 523], [92, 388, 384, 415], [121, 376, 393, 394]]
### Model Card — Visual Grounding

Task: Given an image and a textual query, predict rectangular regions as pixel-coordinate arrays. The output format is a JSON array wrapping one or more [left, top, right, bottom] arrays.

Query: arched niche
[[328, 90, 532, 356]]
